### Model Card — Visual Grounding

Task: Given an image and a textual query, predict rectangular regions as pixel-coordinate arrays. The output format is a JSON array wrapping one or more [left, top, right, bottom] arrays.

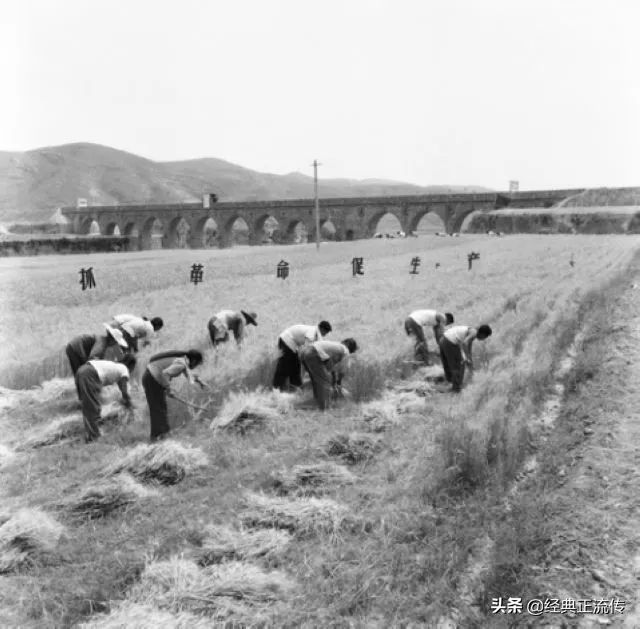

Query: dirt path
[[520, 279, 640, 628]]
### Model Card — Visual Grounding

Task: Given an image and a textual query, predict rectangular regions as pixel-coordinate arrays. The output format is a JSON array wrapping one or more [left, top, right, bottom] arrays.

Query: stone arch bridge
[[61, 189, 583, 250]]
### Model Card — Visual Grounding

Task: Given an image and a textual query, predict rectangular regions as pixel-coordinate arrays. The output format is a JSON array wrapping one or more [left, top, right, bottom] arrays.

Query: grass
[[0, 236, 639, 626]]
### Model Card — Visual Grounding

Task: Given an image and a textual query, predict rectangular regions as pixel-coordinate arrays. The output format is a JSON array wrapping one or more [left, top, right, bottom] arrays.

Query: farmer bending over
[[110, 314, 164, 353], [273, 320, 332, 391], [299, 338, 358, 410], [405, 309, 454, 365], [75, 355, 136, 443], [65, 325, 129, 398], [438, 324, 492, 393], [208, 310, 257, 348], [142, 350, 205, 442]]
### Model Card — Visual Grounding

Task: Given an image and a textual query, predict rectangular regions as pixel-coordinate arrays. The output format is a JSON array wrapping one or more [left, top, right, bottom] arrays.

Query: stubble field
[[0, 234, 638, 627]]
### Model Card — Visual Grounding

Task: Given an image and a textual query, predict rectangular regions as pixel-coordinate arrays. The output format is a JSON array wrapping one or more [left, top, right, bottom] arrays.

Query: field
[[0, 234, 639, 627]]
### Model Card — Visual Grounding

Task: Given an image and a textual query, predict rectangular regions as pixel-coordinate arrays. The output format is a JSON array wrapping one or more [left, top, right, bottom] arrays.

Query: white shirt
[[88, 360, 129, 385], [112, 314, 154, 339], [280, 324, 320, 352], [444, 325, 471, 345], [409, 309, 440, 327], [215, 310, 237, 328]]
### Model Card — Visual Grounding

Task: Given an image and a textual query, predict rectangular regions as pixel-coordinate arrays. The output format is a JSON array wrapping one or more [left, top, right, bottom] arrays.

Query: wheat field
[[0, 234, 638, 627]]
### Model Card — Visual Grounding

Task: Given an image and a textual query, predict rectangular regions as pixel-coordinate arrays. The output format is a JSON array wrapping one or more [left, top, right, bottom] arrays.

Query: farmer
[[438, 324, 492, 393], [405, 309, 454, 365], [273, 321, 332, 391], [208, 310, 258, 348], [110, 314, 164, 353], [75, 354, 136, 443], [142, 350, 205, 442], [65, 325, 129, 398], [299, 338, 358, 410]]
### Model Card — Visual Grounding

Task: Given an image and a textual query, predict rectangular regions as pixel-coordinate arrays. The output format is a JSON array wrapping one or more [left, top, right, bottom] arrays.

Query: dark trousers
[[76, 363, 102, 441], [273, 339, 302, 390], [299, 346, 333, 410], [142, 368, 170, 439], [404, 317, 431, 364], [66, 338, 93, 399], [439, 337, 465, 392]]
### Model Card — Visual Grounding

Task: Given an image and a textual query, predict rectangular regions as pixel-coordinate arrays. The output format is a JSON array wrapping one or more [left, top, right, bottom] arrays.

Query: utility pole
[[313, 159, 321, 250]]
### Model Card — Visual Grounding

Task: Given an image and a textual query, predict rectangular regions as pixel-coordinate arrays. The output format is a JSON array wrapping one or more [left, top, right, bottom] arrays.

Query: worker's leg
[[65, 343, 86, 399], [440, 338, 464, 391], [76, 364, 102, 442], [142, 368, 170, 440], [300, 348, 332, 410]]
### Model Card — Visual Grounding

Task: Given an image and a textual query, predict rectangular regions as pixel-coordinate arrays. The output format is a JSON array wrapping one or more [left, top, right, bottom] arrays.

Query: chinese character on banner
[[490, 598, 507, 614], [351, 257, 364, 277], [190, 263, 204, 285], [276, 260, 289, 280], [435, 262, 440, 269], [569, 255, 575, 267], [79, 267, 96, 290], [410, 256, 421, 275], [467, 251, 480, 271]]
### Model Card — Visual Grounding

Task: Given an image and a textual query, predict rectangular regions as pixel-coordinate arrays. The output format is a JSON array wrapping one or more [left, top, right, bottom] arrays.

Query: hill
[[0, 143, 490, 223]]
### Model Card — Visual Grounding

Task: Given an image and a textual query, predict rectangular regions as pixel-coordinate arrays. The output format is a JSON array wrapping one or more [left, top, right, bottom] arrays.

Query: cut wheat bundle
[[63, 473, 159, 519], [79, 602, 212, 629], [325, 432, 383, 464], [386, 390, 426, 415], [392, 378, 437, 397], [357, 399, 401, 433], [18, 415, 80, 450], [128, 557, 294, 622], [104, 440, 208, 485], [240, 492, 352, 535], [197, 525, 291, 565], [0, 444, 16, 468], [0, 508, 65, 573], [211, 388, 295, 434], [274, 462, 357, 495]]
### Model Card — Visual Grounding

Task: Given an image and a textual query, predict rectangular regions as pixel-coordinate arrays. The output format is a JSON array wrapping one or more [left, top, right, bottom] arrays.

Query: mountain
[[0, 142, 491, 223]]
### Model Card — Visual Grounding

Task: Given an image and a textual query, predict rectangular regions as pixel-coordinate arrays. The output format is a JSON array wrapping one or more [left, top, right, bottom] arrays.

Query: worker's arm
[[117, 378, 132, 406], [162, 358, 193, 385], [233, 318, 245, 346], [462, 333, 477, 368]]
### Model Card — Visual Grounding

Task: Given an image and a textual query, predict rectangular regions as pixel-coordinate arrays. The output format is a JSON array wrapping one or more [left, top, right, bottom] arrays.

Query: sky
[[2, 0, 640, 190]]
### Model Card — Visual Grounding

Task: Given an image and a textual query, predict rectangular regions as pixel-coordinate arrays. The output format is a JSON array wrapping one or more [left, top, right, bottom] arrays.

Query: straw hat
[[103, 324, 129, 348], [241, 311, 258, 326]]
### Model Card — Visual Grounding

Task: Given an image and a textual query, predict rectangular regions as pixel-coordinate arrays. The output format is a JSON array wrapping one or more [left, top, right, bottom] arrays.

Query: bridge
[[61, 188, 584, 250]]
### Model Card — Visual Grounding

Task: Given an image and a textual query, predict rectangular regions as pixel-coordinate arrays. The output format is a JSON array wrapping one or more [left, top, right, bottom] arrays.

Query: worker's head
[[342, 338, 358, 354], [186, 350, 204, 369], [445, 312, 454, 325], [151, 317, 164, 331], [318, 321, 332, 336], [120, 354, 137, 373], [477, 324, 492, 340]]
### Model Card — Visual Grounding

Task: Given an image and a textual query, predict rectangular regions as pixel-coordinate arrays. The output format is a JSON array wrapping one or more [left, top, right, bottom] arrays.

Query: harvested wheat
[[18, 415, 81, 450], [325, 432, 383, 464], [129, 557, 294, 621], [35, 378, 76, 401], [0, 444, 16, 468], [63, 473, 158, 519], [0, 508, 65, 573], [387, 390, 426, 415], [79, 602, 211, 629], [274, 462, 357, 495], [211, 388, 295, 434], [357, 399, 401, 432], [104, 440, 208, 485], [241, 492, 351, 535], [197, 525, 291, 565]]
